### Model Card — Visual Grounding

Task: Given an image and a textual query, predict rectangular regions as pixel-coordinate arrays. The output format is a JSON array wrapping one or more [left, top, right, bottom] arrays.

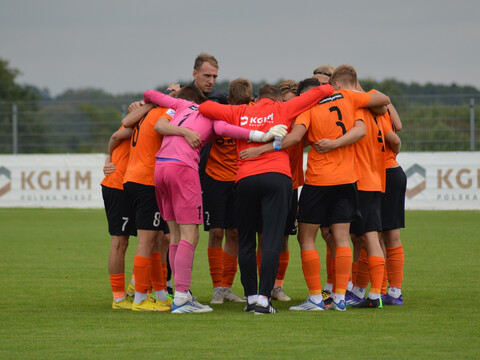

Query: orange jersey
[[380, 110, 399, 169], [123, 107, 173, 186], [295, 89, 371, 186], [354, 108, 386, 192], [100, 126, 130, 190], [205, 136, 237, 181], [287, 140, 305, 189]]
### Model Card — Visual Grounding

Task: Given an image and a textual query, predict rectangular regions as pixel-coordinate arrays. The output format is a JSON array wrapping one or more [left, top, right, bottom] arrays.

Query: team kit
[[101, 53, 406, 315]]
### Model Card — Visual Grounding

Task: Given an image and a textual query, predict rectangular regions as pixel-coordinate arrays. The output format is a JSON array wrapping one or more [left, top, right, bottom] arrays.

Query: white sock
[[248, 294, 258, 305], [166, 280, 172, 288], [368, 292, 380, 300], [257, 295, 269, 307], [388, 287, 402, 298], [347, 281, 354, 291], [155, 289, 168, 301], [309, 294, 323, 304], [174, 291, 189, 306], [323, 283, 333, 292], [134, 291, 147, 304], [114, 296, 126, 303], [352, 286, 366, 299], [332, 293, 345, 303]]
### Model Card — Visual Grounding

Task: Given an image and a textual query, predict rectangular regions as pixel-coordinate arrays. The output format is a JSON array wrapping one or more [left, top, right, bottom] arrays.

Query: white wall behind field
[[0, 152, 479, 209]]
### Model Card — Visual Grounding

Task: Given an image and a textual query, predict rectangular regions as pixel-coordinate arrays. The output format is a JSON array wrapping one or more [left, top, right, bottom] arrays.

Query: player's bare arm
[[387, 103, 402, 131], [384, 130, 401, 154], [122, 102, 154, 128], [313, 120, 366, 154], [104, 127, 133, 175]]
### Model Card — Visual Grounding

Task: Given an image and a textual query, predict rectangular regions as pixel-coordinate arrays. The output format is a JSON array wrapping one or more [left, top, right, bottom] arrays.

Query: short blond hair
[[330, 64, 358, 88]]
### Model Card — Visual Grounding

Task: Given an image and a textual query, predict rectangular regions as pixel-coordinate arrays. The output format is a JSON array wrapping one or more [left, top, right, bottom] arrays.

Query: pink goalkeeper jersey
[[143, 90, 251, 171]]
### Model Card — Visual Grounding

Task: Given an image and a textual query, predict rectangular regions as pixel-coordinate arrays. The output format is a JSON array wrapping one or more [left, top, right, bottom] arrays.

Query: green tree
[[0, 58, 46, 153]]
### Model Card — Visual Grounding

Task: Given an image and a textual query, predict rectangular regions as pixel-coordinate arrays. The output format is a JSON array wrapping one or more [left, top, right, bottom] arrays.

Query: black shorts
[[284, 188, 298, 236], [298, 183, 358, 225], [381, 166, 407, 231], [102, 185, 137, 236], [350, 190, 382, 236], [123, 182, 165, 231], [202, 174, 237, 231]]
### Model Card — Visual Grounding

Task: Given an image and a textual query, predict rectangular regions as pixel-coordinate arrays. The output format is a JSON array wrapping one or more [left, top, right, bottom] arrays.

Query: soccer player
[[199, 82, 334, 314], [379, 103, 406, 305], [332, 86, 388, 309], [205, 79, 255, 305], [102, 126, 135, 310], [143, 85, 283, 313], [121, 102, 175, 312], [101, 104, 157, 310]]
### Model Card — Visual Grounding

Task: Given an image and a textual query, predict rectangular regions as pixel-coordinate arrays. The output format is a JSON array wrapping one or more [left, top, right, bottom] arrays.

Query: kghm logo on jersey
[[240, 113, 274, 127]]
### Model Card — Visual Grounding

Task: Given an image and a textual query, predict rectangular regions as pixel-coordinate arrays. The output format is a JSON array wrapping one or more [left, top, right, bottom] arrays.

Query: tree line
[[1, 58, 479, 154]]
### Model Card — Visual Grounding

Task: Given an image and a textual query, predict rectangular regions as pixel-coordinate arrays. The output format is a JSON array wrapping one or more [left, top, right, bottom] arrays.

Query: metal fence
[[0, 94, 479, 154]]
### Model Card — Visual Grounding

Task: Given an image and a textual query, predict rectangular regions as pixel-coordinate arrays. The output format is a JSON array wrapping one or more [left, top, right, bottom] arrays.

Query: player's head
[[177, 85, 208, 104], [193, 53, 219, 94], [258, 84, 283, 102], [297, 77, 320, 95], [278, 80, 298, 102], [228, 78, 253, 105], [330, 64, 357, 90], [313, 64, 335, 85]]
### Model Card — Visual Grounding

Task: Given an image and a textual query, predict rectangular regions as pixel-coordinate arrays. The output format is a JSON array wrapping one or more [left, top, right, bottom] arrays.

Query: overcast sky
[[1, 0, 479, 96]]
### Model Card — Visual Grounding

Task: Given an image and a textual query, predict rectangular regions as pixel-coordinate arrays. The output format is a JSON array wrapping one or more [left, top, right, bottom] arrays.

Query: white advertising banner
[[395, 152, 480, 210], [302, 151, 479, 210], [0, 154, 106, 208], [0, 152, 479, 209]]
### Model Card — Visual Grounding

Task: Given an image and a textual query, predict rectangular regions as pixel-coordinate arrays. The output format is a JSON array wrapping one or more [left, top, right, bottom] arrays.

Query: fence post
[[12, 103, 18, 154], [470, 98, 475, 151]]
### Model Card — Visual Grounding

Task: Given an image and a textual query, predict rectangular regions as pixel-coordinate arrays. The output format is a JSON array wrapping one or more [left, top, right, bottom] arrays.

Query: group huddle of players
[[101, 53, 406, 314]]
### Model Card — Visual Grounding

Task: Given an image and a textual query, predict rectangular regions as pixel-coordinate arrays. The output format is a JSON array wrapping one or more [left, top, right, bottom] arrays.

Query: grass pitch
[[0, 209, 479, 359]]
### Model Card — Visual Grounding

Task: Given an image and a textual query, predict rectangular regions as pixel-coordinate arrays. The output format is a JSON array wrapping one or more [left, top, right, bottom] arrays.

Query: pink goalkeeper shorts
[[154, 160, 203, 225]]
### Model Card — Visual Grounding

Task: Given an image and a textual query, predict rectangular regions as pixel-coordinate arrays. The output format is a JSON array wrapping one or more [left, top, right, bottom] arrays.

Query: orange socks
[[356, 248, 370, 288], [334, 247, 352, 295], [386, 246, 404, 289], [301, 250, 322, 295], [222, 251, 238, 288], [151, 252, 165, 292], [208, 247, 223, 288], [275, 251, 289, 287], [368, 256, 386, 295], [133, 255, 152, 294], [162, 262, 168, 291], [109, 273, 126, 300]]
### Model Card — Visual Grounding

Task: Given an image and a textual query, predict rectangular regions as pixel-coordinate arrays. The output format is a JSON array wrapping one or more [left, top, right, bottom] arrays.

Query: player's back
[[101, 127, 130, 190], [299, 89, 370, 186], [124, 107, 170, 186], [354, 108, 386, 192]]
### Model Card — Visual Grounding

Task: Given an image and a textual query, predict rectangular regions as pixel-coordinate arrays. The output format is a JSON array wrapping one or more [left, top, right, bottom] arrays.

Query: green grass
[[1, 209, 479, 359]]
